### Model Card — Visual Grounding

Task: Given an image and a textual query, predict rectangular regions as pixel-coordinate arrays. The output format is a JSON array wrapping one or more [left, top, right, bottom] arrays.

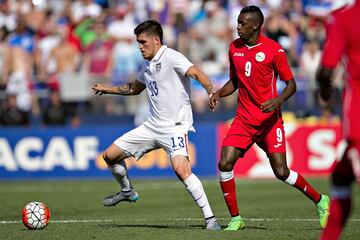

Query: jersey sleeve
[[273, 48, 293, 81], [136, 65, 145, 83], [171, 50, 194, 76], [321, 13, 346, 69]]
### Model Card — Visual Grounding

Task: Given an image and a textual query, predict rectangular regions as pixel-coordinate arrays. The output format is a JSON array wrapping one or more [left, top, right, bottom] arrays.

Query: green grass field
[[0, 178, 359, 240]]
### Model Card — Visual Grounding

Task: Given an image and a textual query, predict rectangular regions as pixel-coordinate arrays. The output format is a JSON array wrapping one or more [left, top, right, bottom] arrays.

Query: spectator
[[74, 18, 99, 50], [265, 10, 298, 66], [189, 0, 231, 66], [0, 93, 29, 126], [71, 0, 102, 24], [41, 89, 77, 126], [6, 46, 39, 116], [108, 7, 142, 115], [83, 19, 114, 114], [298, 39, 321, 114], [49, 27, 80, 76], [0, 0, 347, 125], [83, 20, 113, 83], [23, 0, 46, 33], [48, 24, 85, 122], [34, 15, 61, 84], [6, 27, 39, 115], [0, 26, 9, 90], [0, 1, 17, 32]]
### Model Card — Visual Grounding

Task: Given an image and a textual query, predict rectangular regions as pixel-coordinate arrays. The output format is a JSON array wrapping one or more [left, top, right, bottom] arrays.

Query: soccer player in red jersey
[[209, 5, 330, 231], [317, 1, 360, 239]]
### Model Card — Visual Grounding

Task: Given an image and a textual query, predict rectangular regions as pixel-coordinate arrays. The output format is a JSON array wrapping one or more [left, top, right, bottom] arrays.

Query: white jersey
[[137, 45, 195, 131]]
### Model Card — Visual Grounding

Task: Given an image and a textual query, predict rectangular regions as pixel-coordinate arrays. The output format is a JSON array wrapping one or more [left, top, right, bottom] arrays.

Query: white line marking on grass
[[168, 217, 360, 222], [0, 219, 116, 224], [1, 218, 360, 224], [0, 182, 186, 193]]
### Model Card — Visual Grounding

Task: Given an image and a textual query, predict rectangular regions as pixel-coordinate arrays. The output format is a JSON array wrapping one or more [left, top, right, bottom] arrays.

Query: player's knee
[[273, 167, 290, 181], [102, 152, 114, 166], [218, 160, 234, 172]]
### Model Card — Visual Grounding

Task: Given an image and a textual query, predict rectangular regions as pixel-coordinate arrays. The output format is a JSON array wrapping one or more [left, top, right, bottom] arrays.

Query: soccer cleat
[[205, 217, 221, 230], [102, 189, 139, 207], [316, 194, 330, 228], [224, 215, 245, 231]]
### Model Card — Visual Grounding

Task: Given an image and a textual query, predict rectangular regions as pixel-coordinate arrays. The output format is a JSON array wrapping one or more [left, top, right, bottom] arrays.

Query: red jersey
[[321, 1, 360, 141], [229, 35, 293, 126]]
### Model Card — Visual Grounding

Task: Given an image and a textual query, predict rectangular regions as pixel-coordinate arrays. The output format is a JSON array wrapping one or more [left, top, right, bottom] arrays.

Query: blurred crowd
[[0, 0, 346, 127]]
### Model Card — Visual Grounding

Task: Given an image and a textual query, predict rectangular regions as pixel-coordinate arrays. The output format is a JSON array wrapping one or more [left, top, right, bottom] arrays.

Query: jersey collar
[[151, 45, 167, 62], [244, 35, 264, 49]]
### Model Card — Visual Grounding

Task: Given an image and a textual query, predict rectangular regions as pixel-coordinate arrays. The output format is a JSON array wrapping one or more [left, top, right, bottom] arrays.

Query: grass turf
[[0, 178, 359, 240]]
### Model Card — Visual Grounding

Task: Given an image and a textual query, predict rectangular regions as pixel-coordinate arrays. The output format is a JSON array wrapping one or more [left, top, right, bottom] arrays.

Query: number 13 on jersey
[[149, 81, 158, 96]]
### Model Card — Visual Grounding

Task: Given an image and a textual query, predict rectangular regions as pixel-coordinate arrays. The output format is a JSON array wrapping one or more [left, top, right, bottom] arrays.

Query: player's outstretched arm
[[185, 66, 214, 96], [92, 80, 146, 96], [209, 78, 238, 110]]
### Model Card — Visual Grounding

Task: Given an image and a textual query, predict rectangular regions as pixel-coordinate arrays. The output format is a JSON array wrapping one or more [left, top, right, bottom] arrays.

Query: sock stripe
[[219, 170, 234, 182], [194, 194, 203, 202], [285, 170, 298, 185]]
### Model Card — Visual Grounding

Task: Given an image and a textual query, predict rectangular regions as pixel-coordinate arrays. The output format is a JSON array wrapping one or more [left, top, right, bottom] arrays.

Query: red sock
[[321, 198, 351, 240], [292, 174, 321, 203], [219, 178, 239, 217]]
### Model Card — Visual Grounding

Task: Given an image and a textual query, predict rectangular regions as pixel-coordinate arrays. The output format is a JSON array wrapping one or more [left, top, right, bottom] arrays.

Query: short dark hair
[[240, 5, 264, 27], [134, 20, 163, 43]]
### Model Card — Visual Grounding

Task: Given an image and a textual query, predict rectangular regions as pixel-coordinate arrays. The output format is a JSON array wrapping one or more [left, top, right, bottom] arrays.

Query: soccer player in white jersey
[[92, 20, 221, 230]]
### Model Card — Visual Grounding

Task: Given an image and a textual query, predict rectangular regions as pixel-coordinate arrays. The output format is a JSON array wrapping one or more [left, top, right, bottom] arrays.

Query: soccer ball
[[22, 202, 51, 230]]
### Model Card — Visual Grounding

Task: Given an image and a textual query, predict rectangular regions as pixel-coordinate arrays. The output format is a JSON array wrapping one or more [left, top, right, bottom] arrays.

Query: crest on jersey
[[255, 52, 265, 62], [156, 62, 161, 72]]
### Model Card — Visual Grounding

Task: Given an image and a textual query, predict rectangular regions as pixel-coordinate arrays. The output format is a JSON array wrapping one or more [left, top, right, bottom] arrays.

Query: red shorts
[[222, 117, 286, 154]]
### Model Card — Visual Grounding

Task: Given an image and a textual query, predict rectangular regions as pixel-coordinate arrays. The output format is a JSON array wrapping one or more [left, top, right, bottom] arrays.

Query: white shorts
[[114, 123, 190, 160]]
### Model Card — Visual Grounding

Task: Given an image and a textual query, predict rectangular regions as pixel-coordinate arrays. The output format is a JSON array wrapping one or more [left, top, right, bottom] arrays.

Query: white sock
[[285, 170, 298, 185], [109, 160, 132, 191], [182, 173, 214, 219], [219, 170, 234, 182]]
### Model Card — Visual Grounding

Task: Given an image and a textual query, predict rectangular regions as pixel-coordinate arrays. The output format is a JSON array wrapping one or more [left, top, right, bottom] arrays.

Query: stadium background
[[0, 0, 347, 179], [1, 1, 359, 239]]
